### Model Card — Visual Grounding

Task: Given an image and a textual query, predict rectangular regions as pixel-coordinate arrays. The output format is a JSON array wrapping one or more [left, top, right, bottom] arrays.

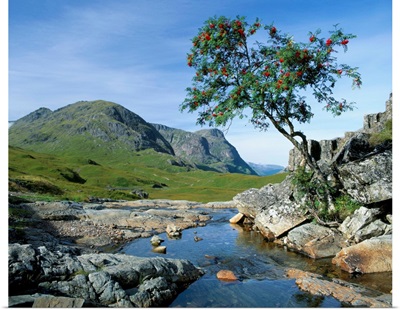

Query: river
[[119, 208, 391, 307]]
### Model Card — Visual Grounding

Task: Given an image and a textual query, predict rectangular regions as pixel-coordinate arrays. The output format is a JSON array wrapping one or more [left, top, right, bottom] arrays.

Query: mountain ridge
[[247, 162, 285, 176], [9, 100, 256, 175]]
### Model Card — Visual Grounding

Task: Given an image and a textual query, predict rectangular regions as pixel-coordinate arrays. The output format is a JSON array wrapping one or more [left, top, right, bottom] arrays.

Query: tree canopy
[[180, 16, 362, 223], [180, 16, 361, 153]]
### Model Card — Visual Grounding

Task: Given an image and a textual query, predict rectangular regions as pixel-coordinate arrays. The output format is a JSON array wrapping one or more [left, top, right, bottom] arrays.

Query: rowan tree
[[180, 16, 362, 223]]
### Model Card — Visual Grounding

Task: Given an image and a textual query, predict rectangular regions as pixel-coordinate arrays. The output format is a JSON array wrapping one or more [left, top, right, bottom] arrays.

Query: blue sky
[[6, 0, 393, 166]]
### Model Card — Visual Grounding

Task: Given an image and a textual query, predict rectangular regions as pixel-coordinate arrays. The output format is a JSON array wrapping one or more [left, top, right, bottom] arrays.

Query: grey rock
[[339, 207, 381, 241], [234, 177, 308, 240], [130, 277, 177, 307], [286, 223, 343, 258], [150, 235, 164, 246], [332, 132, 374, 165], [354, 220, 391, 243], [338, 150, 392, 204], [9, 244, 203, 307], [166, 224, 182, 237], [8, 244, 37, 290], [8, 294, 37, 307]]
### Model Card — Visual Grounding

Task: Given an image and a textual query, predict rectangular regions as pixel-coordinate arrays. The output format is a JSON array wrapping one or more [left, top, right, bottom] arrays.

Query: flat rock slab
[[286, 268, 391, 307], [33, 296, 85, 308], [10, 199, 217, 251]]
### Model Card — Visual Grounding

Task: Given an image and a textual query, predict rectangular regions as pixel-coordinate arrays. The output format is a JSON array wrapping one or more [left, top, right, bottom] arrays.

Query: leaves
[[181, 16, 361, 131]]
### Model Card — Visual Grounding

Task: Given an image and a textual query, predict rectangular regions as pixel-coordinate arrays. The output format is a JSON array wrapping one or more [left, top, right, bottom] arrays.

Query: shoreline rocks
[[231, 95, 392, 274], [8, 198, 229, 307], [9, 199, 223, 253], [9, 243, 204, 307], [286, 269, 391, 307], [332, 235, 392, 273]]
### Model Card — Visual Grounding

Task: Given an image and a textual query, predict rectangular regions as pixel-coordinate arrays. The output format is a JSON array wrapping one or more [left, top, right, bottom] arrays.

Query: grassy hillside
[[9, 146, 287, 203]]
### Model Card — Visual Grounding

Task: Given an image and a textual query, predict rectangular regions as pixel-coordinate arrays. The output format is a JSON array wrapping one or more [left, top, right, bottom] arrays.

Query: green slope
[[8, 146, 287, 203]]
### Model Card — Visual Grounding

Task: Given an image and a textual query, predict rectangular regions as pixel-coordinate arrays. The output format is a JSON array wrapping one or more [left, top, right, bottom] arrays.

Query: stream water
[[120, 208, 391, 307]]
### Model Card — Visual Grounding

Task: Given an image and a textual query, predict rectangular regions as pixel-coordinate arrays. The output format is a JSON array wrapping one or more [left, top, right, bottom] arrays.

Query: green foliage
[[369, 119, 392, 146], [332, 195, 362, 221], [181, 16, 361, 130], [9, 145, 287, 203], [291, 166, 335, 222], [291, 167, 362, 222]]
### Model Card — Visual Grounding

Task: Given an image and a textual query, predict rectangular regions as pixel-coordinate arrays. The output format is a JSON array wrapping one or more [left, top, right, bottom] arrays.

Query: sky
[[6, 0, 394, 166]]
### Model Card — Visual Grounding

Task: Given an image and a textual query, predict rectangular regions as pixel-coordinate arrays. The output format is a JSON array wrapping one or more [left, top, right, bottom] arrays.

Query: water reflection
[[120, 208, 391, 307]]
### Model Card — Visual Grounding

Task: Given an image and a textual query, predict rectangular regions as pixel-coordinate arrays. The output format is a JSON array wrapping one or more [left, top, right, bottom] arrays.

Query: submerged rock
[[216, 270, 238, 281], [152, 246, 167, 254]]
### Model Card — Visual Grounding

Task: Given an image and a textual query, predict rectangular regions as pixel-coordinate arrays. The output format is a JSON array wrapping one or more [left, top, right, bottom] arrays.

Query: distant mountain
[[152, 124, 257, 175], [247, 162, 285, 176], [9, 100, 256, 175]]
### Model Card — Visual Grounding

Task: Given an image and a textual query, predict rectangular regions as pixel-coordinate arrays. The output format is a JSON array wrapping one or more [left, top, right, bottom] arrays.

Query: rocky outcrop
[[363, 93, 392, 133], [332, 235, 392, 273], [152, 124, 257, 175], [288, 93, 392, 174], [234, 177, 308, 241], [9, 243, 203, 307], [232, 94, 392, 272], [286, 269, 391, 307]]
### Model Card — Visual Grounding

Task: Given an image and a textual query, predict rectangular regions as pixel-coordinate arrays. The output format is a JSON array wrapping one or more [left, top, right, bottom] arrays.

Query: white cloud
[[8, 0, 392, 165]]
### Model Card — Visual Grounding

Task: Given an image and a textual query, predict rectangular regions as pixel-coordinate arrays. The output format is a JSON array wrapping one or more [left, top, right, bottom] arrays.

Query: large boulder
[[233, 177, 308, 240], [332, 235, 392, 273], [8, 244, 38, 290], [337, 150, 392, 204], [9, 244, 204, 307], [285, 223, 343, 258]]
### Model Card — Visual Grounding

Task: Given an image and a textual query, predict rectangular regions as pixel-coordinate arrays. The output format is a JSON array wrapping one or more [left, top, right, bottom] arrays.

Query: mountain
[[247, 162, 285, 176], [8, 101, 174, 156], [152, 124, 257, 175], [9, 100, 255, 175]]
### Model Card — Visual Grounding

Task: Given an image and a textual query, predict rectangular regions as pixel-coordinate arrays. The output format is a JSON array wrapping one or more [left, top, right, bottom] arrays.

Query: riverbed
[[120, 208, 391, 307]]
